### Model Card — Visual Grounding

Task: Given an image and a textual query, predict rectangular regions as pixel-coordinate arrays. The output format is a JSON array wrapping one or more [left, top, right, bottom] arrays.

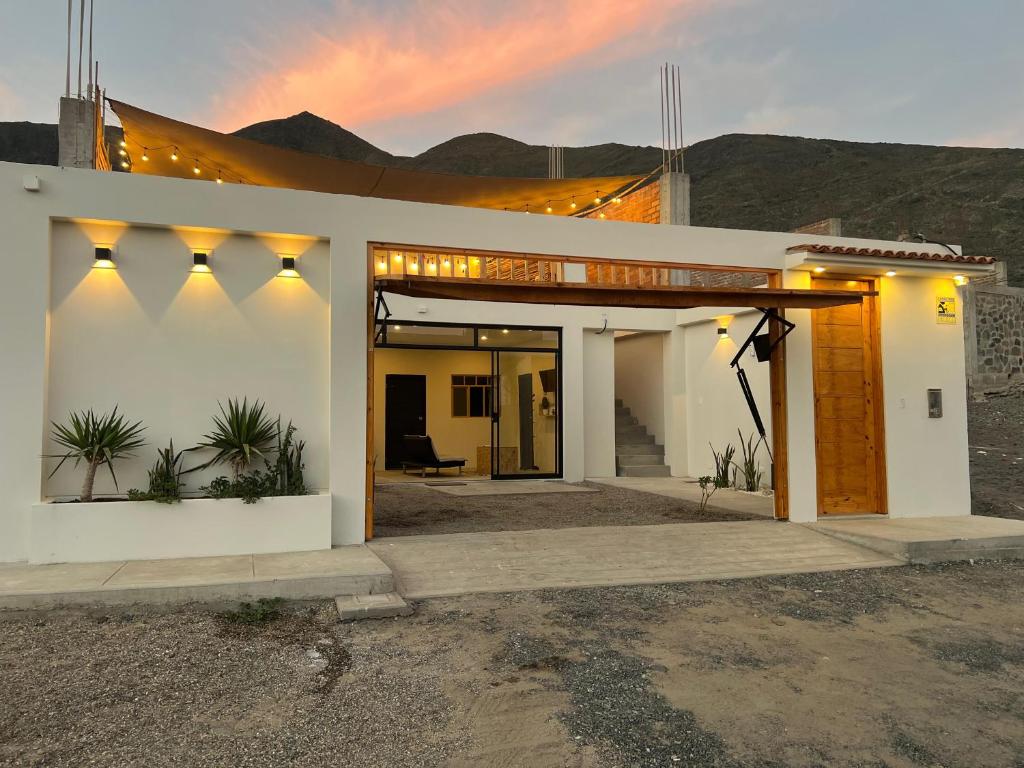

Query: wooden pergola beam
[[374, 276, 873, 310]]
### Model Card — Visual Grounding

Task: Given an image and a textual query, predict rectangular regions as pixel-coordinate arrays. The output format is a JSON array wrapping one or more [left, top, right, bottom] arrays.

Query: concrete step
[[616, 442, 664, 455], [615, 425, 650, 441], [618, 464, 673, 478], [615, 415, 639, 427], [616, 433, 656, 447], [617, 453, 667, 467], [614, 398, 624, 409], [614, 406, 631, 417], [335, 592, 413, 621]]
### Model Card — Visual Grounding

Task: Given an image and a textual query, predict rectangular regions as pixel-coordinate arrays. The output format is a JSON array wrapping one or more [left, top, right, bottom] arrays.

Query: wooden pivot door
[[810, 277, 886, 515]]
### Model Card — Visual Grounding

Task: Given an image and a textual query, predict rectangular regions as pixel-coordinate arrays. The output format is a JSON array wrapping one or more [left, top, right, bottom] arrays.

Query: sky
[[2, 0, 1022, 156]]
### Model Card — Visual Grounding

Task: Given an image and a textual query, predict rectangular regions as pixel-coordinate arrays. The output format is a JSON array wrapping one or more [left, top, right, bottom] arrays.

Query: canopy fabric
[[375, 276, 873, 310], [109, 100, 648, 214]]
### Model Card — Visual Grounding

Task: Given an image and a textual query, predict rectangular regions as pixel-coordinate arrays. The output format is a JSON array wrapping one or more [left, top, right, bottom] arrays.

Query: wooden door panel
[[812, 276, 885, 516], [815, 348, 864, 372], [816, 324, 863, 348]]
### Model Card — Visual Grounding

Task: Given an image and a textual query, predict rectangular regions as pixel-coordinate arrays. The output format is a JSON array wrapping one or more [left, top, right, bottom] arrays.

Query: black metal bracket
[[373, 286, 392, 344], [728, 308, 794, 462]]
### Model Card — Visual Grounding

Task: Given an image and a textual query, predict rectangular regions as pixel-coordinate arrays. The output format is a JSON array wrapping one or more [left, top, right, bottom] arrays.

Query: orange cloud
[[204, 0, 702, 133]]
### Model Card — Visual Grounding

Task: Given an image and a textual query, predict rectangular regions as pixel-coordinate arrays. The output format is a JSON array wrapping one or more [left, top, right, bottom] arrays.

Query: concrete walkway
[[588, 476, 775, 518], [809, 515, 1024, 563], [0, 546, 393, 609], [367, 521, 902, 599]]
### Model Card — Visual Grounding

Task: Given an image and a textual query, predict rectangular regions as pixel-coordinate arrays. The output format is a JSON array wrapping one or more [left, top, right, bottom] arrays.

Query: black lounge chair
[[400, 435, 467, 477]]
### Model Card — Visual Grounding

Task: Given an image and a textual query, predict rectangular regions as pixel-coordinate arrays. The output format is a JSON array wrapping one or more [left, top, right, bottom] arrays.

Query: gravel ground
[[4, 561, 1024, 767], [968, 389, 1024, 519], [373, 481, 762, 537]]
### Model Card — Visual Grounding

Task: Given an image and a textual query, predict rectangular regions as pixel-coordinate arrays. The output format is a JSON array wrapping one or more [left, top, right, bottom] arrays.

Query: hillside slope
[[3, 117, 1020, 282]]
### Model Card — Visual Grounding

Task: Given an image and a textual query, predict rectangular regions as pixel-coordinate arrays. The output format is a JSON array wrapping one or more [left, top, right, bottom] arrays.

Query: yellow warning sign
[[936, 296, 957, 324]]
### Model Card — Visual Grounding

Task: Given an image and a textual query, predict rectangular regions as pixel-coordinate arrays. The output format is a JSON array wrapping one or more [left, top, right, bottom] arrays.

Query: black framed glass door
[[491, 349, 560, 479]]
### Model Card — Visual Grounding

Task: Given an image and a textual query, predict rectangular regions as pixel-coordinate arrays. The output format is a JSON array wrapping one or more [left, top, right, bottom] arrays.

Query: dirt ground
[[373, 481, 762, 537], [969, 390, 1024, 520], [3, 560, 1024, 767]]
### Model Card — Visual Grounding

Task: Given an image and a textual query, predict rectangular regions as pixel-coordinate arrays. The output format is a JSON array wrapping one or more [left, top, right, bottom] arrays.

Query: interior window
[[452, 375, 493, 417]]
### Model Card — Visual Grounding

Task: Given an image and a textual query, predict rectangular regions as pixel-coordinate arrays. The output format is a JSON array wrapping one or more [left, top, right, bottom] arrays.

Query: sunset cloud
[[203, 0, 704, 134]]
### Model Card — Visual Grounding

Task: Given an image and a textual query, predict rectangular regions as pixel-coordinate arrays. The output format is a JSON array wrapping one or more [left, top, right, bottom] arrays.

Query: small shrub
[[734, 429, 764, 492], [200, 471, 277, 504], [223, 597, 284, 625], [697, 475, 718, 513], [709, 443, 735, 488], [273, 421, 307, 496], [128, 440, 184, 503], [190, 398, 278, 478]]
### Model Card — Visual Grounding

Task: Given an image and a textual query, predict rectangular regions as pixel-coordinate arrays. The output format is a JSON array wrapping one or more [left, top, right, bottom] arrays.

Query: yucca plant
[[47, 408, 146, 502], [734, 429, 764, 492], [709, 442, 735, 489], [189, 398, 278, 478]]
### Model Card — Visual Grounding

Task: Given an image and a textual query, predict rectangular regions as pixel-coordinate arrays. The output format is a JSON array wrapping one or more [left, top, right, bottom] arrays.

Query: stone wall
[[964, 284, 1024, 394]]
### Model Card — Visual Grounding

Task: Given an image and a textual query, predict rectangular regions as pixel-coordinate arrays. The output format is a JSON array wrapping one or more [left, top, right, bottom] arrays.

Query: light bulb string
[[119, 132, 256, 185]]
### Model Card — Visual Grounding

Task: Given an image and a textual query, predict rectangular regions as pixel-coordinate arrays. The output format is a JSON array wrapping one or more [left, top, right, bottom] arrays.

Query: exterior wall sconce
[[277, 256, 300, 279], [717, 326, 729, 340], [953, 275, 967, 286], [191, 251, 212, 274], [93, 246, 116, 270]]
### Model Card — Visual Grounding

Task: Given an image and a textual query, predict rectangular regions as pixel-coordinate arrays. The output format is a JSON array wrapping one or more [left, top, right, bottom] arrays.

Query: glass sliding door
[[490, 350, 560, 479]]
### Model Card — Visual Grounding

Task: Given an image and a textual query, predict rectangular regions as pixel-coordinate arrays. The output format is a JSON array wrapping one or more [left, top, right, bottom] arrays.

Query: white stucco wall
[[0, 161, 980, 560], [582, 331, 616, 477], [46, 222, 330, 498]]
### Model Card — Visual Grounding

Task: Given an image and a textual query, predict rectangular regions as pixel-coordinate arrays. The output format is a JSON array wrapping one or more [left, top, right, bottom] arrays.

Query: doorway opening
[[372, 322, 562, 485]]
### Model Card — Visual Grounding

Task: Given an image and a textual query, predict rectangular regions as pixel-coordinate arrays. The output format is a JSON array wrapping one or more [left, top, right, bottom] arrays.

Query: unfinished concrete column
[[659, 172, 691, 226], [58, 96, 96, 169]]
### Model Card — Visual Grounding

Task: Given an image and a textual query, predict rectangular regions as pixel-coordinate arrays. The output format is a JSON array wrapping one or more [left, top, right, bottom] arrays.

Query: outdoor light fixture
[[953, 274, 967, 286], [502, 329, 509, 334], [119, 140, 126, 148], [193, 160, 201, 175], [885, 270, 897, 277], [393, 253, 403, 262], [118, 148, 127, 157], [191, 251, 211, 274], [570, 197, 577, 210], [813, 266, 827, 273], [216, 171, 223, 184], [480, 334, 489, 341], [120, 161, 129, 169], [170, 147, 178, 161], [141, 151, 149, 162], [593, 194, 602, 205], [717, 326, 729, 340], [93, 246, 116, 270], [546, 202, 553, 213], [613, 197, 622, 204], [599, 212, 607, 219], [277, 256, 300, 279]]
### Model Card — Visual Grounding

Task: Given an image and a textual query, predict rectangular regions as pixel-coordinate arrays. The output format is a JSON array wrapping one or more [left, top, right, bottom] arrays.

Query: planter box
[[29, 494, 332, 564]]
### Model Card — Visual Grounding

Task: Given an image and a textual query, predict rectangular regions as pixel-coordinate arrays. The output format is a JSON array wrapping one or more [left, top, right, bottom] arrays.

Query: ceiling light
[[885, 270, 897, 277], [813, 266, 827, 273], [193, 160, 201, 175]]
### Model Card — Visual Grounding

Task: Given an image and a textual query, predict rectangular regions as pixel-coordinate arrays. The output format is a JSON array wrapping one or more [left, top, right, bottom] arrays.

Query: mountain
[[3, 115, 1022, 283], [231, 112, 397, 166]]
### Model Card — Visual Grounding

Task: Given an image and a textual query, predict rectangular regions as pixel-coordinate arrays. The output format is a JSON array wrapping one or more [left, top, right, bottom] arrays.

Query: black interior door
[[384, 374, 426, 470], [518, 373, 535, 469]]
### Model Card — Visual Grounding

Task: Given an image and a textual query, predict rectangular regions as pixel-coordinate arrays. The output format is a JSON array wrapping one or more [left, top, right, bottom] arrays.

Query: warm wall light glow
[[717, 326, 729, 340], [953, 274, 967, 286], [141, 151, 149, 161], [118, 140, 126, 148], [277, 255, 300, 278], [170, 148, 178, 161], [813, 266, 827, 273], [393, 253, 403, 262], [885, 270, 897, 277], [193, 161, 201, 175], [191, 251, 212, 273], [93, 246, 116, 270]]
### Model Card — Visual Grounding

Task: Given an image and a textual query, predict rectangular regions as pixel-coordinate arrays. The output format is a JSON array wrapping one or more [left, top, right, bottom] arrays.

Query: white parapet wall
[[29, 494, 332, 564]]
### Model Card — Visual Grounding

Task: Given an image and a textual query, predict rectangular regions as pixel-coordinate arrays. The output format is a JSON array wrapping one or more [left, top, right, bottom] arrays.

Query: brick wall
[[582, 180, 660, 224]]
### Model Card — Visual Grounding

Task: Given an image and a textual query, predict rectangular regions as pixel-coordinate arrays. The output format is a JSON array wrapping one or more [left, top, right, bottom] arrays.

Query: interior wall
[[373, 348, 493, 473], [46, 221, 330, 498], [682, 311, 774, 486], [614, 332, 667, 443], [495, 351, 558, 473]]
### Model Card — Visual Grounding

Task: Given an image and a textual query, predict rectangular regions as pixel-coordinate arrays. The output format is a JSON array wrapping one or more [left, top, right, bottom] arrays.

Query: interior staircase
[[615, 398, 671, 477]]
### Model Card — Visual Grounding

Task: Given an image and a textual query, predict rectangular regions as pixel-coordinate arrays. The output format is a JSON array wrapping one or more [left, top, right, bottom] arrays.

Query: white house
[[0, 104, 996, 565]]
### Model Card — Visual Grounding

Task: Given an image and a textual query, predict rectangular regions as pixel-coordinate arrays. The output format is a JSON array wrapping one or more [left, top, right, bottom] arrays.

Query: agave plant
[[190, 398, 278, 478], [47, 408, 147, 502]]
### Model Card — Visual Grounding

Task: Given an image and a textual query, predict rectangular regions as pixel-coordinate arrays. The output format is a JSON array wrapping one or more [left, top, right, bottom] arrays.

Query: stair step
[[614, 398, 624, 409], [615, 415, 638, 427], [617, 454, 666, 466], [616, 425, 650, 440], [616, 433, 655, 446], [614, 406, 631, 417], [618, 464, 673, 478], [335, 592, 413, 622], [617, 442, 663, 455]]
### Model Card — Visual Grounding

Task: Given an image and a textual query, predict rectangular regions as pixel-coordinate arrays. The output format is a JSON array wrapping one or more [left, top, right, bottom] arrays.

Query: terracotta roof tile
[[787, 243, 995, 265]]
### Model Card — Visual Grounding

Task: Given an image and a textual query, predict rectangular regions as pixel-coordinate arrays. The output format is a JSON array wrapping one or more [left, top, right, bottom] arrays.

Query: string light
[[141, 150, 149, 162], [120, 160, 129, 169], [570, 197, 577, 210], [118, 148, 127, 157], [216, 171, 223, 184], [118, 140, 126, 149], [193, 159, 201, 175], [170, 147, 178, 161], [593, 192, 602, 205], [545, 202, 553, 213], [613, 197, 622, 204]]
